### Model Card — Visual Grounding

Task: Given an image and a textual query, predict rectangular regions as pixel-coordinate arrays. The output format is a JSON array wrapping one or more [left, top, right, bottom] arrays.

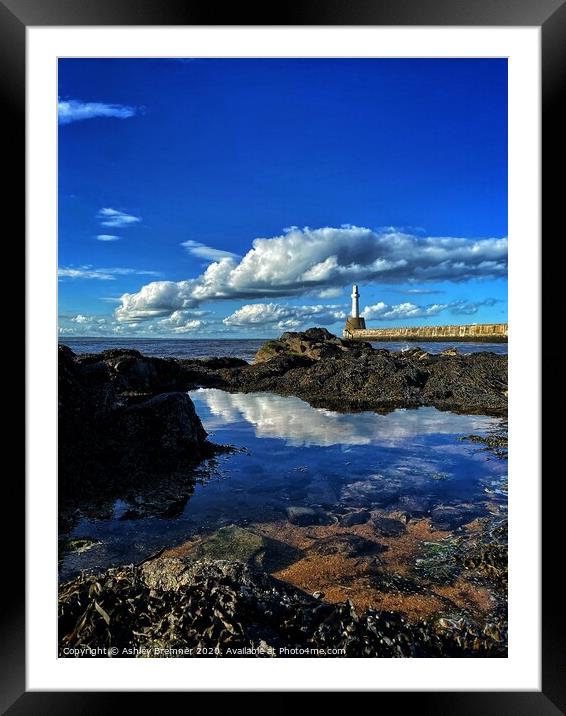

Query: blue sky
[[58, 58, 507, 338]]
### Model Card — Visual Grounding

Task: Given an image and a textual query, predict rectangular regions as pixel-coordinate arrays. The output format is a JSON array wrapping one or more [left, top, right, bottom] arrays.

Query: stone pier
[[343, 321, 508, 342]]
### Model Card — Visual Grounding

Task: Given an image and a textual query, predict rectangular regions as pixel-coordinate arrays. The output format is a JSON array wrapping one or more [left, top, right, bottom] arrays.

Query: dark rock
[[58, 345, 212, 506], [340, 479, 399, 507], [111, 392, 207, 458], [198, 356, 249, 369], [285, 505, 330, 526], [307, 534, 388, 558], [430, 504, 484, 530], [195, 328, 508, 415], [255, 327, 373, 364], [183, 525, 301, 571], [254, 340, 290, 364], [371, 516, 407, 537], [77, 349, 184, 394], [339, 510, 371, 527], [402, 347, 430, 361], [394, 495, 432, 516]]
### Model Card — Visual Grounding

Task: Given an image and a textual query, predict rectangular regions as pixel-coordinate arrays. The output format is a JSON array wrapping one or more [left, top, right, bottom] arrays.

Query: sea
[[60, 337, 507, 363]]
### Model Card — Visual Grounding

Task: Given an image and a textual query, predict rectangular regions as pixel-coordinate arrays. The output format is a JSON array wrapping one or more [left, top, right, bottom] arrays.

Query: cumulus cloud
[[96, 234, 121, 242], [223, 303, 346, 331], [97, 208, 141, 228], [157, 309, 207, 333], [115, 226, 507, 323], [59, 309, 205, 337], [59, 266, 160, 281], [58, 99, 136, 125], [363, 301, 447, 321], [362, 298, 502, 322], [171, 319, 204, 333], [181, 240, 239, 261]]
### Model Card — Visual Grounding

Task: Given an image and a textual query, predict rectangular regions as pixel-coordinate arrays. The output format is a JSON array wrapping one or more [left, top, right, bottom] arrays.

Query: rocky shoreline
[[58, 328, 508, 657], [59, 328, 506, 505], [59, 549, 506, 658]]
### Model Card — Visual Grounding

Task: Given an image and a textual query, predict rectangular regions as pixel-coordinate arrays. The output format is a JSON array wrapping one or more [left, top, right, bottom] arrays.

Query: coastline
[[58, 328, 508, 658]]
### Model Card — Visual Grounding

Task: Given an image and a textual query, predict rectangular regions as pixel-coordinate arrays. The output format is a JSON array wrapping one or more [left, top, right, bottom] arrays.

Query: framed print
[[8, 0, 564, 708]]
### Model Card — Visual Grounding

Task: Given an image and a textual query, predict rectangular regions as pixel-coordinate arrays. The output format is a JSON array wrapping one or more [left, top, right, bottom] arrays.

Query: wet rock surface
[[286, 505, 331, 526], [59, 556, 506, 658], [59, 345, 213, 507], [339, 510, 372, 527], [179, 525, 302, 572], [306, 534, 388, 558], [371, 516, 407, 537], [415, 519, 508, 588]]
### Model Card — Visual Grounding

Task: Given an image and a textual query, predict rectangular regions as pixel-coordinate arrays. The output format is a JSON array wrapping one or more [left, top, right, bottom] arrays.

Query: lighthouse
[[351, 284, 360, 319], [343, 284, 366, 337]]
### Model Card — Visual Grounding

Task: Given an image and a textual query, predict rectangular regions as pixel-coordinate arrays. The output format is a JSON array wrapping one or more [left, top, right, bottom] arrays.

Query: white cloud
[[115, 226, 507, 323], [97, 208, 141, 228], [181, 240, 239, 261], [59, 309, 206, 337], [223, 303, 346, 331], [58, 266, 160, 281], [195, 389, 496, 448], [96, 234, 121, 242], [405, 288, 444, 295], [317, 287, 344, 298], [362, 298, 502, 322], [58, 99, 136, 125], [172, 319, 204, 333], [59, 267, 115, 281], [362, 301, 447, 321], [157, 309, 207, 333]]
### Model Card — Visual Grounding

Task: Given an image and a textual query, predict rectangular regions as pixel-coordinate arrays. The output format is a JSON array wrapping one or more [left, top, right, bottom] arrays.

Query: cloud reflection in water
[[191, 389, 497, 448]]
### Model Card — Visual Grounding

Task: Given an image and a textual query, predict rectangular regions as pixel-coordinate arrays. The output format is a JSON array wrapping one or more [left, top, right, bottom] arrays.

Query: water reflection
[[193, 388, 496, 447], [60, 390, 506, 581]]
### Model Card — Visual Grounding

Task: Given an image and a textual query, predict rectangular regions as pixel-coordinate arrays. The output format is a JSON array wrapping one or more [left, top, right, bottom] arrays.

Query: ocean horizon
[[60, 336, 508, 363]]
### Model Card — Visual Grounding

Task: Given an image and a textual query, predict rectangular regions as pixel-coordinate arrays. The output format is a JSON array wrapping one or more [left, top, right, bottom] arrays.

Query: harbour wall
[[343, 322, 508, 342]]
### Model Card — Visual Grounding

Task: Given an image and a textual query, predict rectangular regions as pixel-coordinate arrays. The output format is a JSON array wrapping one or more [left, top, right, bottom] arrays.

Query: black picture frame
[[8, 0, 563, 708]]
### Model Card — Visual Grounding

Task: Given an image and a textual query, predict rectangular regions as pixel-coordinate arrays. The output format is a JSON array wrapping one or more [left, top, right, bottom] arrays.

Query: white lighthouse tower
[[344, 283, 366, 337], [351, 284, 360, 319]]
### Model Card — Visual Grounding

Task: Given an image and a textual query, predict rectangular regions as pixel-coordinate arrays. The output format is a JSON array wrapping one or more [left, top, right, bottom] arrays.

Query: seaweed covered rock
[[254, 327, 373, 364], [178, 525, 302, 572], [58, 557, 506, 658], [211, 329, 508, 415], [415, 519, 508, 588]]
